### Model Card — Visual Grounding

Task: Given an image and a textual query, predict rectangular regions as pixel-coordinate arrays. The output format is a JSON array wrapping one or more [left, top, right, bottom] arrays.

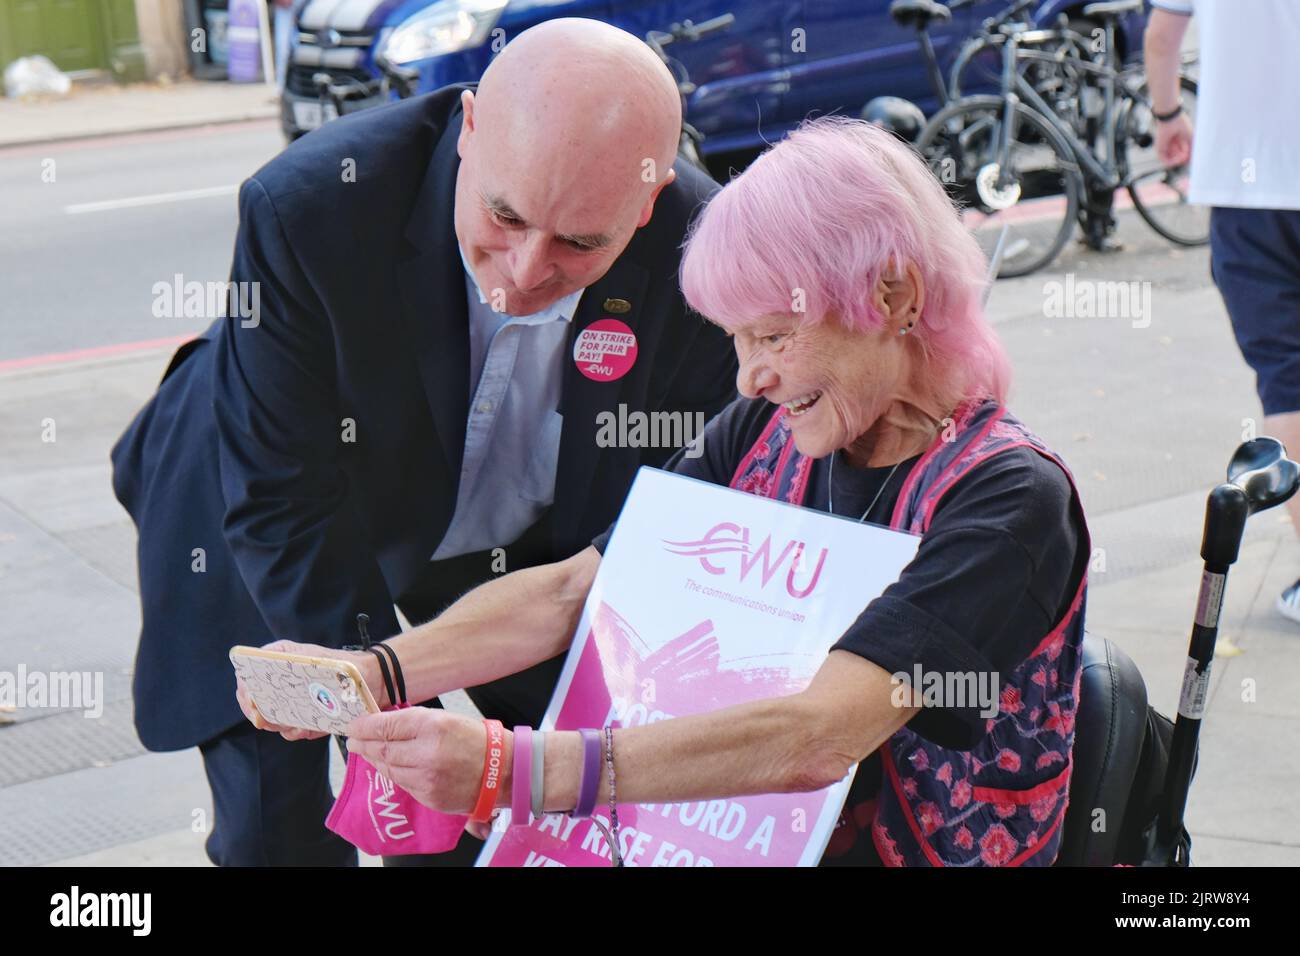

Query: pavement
[[1, 82, 1298, 868], [0, 78, 279, 148]]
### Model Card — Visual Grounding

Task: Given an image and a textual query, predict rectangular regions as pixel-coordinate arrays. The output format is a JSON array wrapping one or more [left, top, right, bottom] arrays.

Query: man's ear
[[456, 90, 476, 159], [636, 167, 676, 229]]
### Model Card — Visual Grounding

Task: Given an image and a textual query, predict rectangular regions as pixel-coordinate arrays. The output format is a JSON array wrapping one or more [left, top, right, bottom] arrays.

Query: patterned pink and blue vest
[[730, 396, 1089, 866]]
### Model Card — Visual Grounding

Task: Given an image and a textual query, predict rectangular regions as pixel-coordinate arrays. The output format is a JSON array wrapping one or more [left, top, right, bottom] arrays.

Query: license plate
[[292, 100, 338, 131]]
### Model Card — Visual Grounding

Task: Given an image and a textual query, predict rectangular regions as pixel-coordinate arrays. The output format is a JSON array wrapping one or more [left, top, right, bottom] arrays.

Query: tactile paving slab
[[0, 747, 210, 867], [0, 699, 144, 789]]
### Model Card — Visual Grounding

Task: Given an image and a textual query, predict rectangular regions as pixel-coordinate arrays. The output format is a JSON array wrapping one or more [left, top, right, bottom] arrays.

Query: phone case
[[230, 646, 379, 734]]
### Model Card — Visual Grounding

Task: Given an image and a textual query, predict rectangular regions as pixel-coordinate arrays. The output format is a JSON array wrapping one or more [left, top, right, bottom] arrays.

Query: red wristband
[[470, 719, 507, 824]]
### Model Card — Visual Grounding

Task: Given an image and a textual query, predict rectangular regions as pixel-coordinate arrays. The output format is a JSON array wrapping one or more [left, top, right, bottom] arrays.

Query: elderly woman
[[238, 116, 1089, 867]]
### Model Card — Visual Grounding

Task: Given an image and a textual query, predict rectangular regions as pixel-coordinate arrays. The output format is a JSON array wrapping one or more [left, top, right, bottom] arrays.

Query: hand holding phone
[[231, 644, 380, 736]]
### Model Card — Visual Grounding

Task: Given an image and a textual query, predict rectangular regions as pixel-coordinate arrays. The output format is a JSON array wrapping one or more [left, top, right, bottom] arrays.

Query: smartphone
[[229, 646, 379, 734]]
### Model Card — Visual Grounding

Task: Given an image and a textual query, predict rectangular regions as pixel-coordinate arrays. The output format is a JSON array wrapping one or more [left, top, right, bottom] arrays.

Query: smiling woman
[[655, 118, 1089, 865], [681, 115, 1010, 444], [237, 116, 1091, 868]]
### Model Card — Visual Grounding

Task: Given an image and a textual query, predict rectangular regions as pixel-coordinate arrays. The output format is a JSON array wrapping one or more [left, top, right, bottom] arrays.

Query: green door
[[0, 0, 144, 80]]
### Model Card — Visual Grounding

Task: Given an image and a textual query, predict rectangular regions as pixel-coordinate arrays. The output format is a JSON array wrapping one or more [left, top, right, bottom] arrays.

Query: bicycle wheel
[[1120, 74, 1208, 246], [915, 95, 1084, 278]]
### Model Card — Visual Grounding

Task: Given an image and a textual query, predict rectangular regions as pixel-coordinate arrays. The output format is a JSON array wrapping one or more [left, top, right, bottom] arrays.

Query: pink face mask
[[325, 705, 469, 856]]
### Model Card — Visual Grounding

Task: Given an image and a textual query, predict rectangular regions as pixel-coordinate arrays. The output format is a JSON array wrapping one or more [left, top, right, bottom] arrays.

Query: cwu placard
[[478, 467, 920, 866]]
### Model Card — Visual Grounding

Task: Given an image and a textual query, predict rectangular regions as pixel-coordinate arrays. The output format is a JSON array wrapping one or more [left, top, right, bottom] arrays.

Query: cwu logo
[[367, 768, 414, 842], [663, 522, 828, 599]]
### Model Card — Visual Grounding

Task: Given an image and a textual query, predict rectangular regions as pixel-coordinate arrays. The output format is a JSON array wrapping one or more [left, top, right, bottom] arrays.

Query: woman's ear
[[901, 260, 925, 322], [872, 260, 925, 328]]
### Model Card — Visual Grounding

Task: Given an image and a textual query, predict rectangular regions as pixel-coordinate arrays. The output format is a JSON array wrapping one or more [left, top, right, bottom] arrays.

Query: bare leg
[[1264, 411, 1300, 538]]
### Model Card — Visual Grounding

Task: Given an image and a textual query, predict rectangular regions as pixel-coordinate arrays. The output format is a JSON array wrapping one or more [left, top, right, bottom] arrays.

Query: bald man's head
[[453, 18, 684, 316]]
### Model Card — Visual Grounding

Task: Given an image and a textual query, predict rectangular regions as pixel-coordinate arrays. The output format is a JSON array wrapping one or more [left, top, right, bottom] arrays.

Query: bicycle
[[948, 0, 1095, 105], [867, 0, 1080, 126], [914, 0, 1206, 277], [953, 1, 1207, 251], [867, 1, 1101, 275]]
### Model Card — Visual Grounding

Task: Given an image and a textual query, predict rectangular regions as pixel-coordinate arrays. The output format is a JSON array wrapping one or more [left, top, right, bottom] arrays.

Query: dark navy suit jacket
[[111, 85, 736, 751]]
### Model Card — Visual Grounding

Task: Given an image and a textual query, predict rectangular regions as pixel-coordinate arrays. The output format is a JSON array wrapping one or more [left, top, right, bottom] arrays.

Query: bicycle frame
[[993, 18, 1130, 193], [919, 19, 951, 107]]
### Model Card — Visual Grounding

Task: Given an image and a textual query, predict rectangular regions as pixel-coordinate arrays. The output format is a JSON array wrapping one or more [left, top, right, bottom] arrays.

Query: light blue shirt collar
[[458, 242, 584, 323]]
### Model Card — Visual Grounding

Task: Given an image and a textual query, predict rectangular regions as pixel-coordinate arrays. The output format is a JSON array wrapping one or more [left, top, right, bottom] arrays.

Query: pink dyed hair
[[680, 115, 1011, 407]]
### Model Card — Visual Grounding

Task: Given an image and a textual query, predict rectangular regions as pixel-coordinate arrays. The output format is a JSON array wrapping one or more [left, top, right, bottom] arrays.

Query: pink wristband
[[511, 725, 533, 826]]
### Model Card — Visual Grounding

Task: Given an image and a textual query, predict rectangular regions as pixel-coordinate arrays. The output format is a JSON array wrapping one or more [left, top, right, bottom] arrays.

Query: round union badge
[[573, 318, 638, 382]]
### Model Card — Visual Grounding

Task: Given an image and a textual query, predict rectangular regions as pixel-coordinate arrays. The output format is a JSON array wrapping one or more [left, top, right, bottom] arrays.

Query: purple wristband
[[573, 729, 602, 818], [512, 726, 533, 826]]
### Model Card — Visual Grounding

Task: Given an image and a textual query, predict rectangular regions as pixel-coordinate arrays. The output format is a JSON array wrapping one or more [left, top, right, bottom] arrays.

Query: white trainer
[[1276, 579, 1300, 624]]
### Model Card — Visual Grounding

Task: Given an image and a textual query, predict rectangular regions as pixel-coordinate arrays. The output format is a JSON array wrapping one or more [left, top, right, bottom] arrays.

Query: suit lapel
[[395, 102, 470, 485], [553, 257, 650, 537]]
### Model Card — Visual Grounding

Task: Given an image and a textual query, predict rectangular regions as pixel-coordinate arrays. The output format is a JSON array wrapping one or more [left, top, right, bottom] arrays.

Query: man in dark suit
[[110, 18, 735, 866]]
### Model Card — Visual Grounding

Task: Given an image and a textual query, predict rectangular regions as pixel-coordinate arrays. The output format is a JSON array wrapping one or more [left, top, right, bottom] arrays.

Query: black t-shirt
[[591, 396, 1088, 865]]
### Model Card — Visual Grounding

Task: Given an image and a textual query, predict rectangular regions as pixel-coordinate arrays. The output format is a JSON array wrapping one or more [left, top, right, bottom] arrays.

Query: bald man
[[110, 19, 736, 867]]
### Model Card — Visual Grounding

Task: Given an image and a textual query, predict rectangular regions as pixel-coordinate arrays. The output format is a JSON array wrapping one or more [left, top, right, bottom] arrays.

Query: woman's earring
[[899, 308, 920, 338]]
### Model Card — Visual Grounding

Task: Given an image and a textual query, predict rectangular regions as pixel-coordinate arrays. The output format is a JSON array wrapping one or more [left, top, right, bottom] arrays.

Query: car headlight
[[380, 0, 509, 66]]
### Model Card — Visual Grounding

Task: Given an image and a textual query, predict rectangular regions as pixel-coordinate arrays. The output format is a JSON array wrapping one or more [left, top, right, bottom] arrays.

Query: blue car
[[283, 0, 1146, 174]]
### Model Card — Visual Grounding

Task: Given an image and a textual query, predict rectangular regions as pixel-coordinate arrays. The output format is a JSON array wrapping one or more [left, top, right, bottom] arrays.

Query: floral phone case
[[230, 646, 379, 734]]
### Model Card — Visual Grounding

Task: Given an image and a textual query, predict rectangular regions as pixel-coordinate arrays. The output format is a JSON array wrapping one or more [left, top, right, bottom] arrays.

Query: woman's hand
[[344, 708, 503, 817], [234, 639, 383, 741]]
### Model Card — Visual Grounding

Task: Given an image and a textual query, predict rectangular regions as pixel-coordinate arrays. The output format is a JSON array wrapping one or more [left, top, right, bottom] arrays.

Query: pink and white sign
[[478, 468, 920, 867]]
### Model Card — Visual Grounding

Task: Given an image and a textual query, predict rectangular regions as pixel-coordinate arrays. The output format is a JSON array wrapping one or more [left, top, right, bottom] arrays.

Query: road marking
[[64, 185, 239, 215], [0, 335, 196, 374]]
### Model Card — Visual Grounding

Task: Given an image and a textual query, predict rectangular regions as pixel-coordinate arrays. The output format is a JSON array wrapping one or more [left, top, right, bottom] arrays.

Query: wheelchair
[[1056, 438, 1298, 866]]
